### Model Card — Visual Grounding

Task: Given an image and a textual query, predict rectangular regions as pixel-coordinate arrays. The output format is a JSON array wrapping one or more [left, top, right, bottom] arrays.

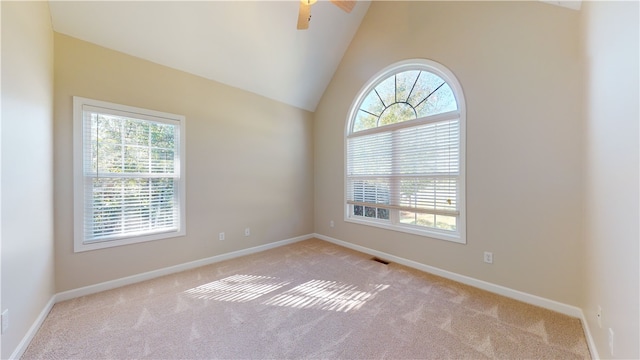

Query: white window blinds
[[344, 59, 465, 243], [346, 111, 460, 219], [74, 97, 185, 251]]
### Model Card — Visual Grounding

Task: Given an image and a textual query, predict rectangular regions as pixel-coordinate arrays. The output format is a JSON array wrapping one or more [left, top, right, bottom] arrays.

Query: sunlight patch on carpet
[[263, 279, 389, 312], [184, 274, 290, 302]]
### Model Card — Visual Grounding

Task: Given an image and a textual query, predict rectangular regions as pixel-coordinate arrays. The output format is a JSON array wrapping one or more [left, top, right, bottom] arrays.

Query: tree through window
[[345, 59, 466, 243], [74, 97, 186, 252]]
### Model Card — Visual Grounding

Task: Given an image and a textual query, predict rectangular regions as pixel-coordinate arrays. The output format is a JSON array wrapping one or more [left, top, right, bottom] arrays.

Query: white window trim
[[73, 97, 186, 252], [344, 59, 466, 244]]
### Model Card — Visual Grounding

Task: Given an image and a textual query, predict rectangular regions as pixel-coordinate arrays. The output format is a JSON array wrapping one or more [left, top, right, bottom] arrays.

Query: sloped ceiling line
[[48, 0, 371, 112]]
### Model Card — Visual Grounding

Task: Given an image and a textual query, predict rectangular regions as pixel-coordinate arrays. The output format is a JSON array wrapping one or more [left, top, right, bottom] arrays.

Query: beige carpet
[[23, 239, 591, 359]]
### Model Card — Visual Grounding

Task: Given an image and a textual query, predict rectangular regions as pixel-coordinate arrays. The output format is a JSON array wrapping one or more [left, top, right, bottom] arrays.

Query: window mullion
[[120, 119, 126, 235], [390, 130, 400, 225], [88, 113, 96, 239], [148, 125, 152, 232], [348, 110, 459, 139]]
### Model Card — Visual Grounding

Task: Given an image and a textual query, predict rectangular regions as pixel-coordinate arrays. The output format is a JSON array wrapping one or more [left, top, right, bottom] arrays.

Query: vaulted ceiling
[[48, 1, 581, 112], [49, 1, 371, 112]]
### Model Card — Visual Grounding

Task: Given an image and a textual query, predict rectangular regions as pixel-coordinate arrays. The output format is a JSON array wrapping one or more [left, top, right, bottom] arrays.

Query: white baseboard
[[314, 233, 583, 316], [579, 311, 601, 359], [9, 297, 55, 360], [14, 233, 599, 359], [314, 233, 599, 359], [56, 233, 313, 302], [10, 234, 312, 359]]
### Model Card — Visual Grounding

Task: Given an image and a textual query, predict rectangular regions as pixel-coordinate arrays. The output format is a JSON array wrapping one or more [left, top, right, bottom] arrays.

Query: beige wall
[[1, 1, 55, 358], [581, 1, 639, 358], [54, 33, 314, 292], [314, 1, 584, 305], [6, 2, 637, 358]]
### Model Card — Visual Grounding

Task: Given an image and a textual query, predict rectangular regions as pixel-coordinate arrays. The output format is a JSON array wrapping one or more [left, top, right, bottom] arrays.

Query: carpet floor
[[23, 238, 591, 359]]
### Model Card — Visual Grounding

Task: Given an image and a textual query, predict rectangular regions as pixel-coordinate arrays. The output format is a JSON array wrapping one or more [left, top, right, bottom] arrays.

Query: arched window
[[345, 59, 466, 243]]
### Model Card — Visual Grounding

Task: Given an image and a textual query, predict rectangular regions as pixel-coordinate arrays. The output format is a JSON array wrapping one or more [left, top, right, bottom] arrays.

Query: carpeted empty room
[[3, 0, 638, 359], [23, 239, 590, 359]]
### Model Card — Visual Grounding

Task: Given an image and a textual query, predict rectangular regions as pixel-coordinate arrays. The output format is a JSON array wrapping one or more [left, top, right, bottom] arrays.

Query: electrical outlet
[[330, 220, 334, 228], [608, 328, 614, 356], [483, 251, 493, 264], [244, 228, 250, 236], [219, 232, 225, 241], [2, 309, 9, 334], [596, 305, 602, 328]]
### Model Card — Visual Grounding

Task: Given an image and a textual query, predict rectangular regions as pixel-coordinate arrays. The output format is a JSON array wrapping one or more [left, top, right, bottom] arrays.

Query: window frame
[[344, 59, 466, 244], [73, 97, 186, 252]]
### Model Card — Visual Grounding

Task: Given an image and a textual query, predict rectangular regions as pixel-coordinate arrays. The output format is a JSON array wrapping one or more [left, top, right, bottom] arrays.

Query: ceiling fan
[[297, 0, 356, 30]]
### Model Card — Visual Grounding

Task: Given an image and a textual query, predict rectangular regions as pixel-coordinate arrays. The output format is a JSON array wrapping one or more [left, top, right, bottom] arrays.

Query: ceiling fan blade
[[297, 2, 311, 30], [330, 0, 355, 13]]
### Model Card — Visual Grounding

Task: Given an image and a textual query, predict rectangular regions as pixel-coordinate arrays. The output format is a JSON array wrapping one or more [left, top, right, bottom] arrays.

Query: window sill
[[74, 229, 186, 253], [344, 216, 465, 244]]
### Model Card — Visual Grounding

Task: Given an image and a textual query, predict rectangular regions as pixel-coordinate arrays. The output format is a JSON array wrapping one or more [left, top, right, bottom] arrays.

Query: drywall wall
[[581, 1, 639, 358], [1, 1, 56, 358], [314, 1, 584, 306], [54, 33, 314, 292]]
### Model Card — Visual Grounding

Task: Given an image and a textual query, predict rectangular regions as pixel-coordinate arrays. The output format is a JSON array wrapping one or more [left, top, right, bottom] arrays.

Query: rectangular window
[[346, 113, 464, 243], [73, 97, 185, 252]]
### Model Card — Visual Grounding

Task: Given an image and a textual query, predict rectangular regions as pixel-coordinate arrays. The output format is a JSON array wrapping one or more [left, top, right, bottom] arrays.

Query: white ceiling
[[48, 0, 371, 112]]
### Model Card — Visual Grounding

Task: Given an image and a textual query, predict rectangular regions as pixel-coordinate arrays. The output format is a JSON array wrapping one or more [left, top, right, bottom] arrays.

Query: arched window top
[[349, 59, 463, 134], [345, 59, 466, 243]]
